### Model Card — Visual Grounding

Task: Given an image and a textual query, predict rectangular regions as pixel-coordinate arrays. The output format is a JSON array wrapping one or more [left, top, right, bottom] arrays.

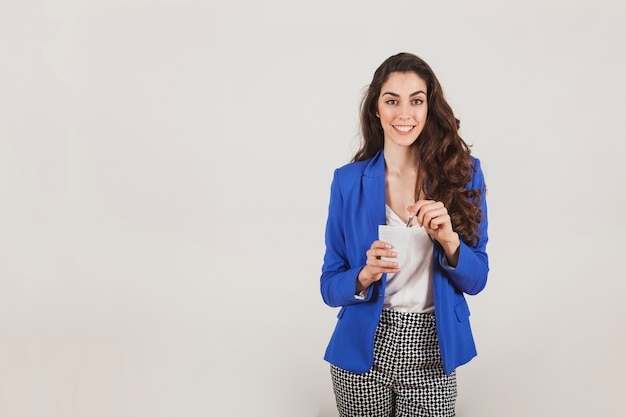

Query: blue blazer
[[320, 150, 489, 375]]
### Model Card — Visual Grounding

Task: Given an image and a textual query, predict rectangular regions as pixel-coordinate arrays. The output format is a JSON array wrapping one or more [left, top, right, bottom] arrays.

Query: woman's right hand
[[356, 240, 401, 292]]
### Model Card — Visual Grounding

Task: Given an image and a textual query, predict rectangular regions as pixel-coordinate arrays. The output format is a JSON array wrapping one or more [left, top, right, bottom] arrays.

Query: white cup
[[378, 225, 413, 268]]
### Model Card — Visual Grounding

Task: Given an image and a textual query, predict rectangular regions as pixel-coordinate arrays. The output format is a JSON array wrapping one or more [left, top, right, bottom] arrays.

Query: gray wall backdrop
[[1, 0, 625, 416]]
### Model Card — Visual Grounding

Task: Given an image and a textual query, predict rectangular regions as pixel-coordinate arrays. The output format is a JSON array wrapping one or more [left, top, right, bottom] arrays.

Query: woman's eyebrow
[[381, 90, 426, 97]]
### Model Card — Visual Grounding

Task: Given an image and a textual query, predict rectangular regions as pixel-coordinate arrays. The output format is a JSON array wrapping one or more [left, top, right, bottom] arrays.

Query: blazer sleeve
[[320, 169, 373, 307], [437, 157, 489, 295]]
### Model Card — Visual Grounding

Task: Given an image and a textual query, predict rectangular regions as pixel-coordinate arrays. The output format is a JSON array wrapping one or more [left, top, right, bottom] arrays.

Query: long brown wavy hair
[[354, 52, 483, 247]]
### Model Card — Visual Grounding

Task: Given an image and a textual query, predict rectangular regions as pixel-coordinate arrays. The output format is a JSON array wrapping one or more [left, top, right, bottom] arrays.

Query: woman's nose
[[398, 103, 411, 118]]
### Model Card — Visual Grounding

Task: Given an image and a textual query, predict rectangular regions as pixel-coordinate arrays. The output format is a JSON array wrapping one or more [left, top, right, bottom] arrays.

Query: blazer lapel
[[361, 150, 387, 291], [361, 150, 387, 238]]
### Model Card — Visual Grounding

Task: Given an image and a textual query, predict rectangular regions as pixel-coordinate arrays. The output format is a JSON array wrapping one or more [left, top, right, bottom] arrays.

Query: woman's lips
[[393, 125, 415, 133]]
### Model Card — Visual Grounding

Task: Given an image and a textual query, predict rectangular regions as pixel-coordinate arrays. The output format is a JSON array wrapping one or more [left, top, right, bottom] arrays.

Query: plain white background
[[1, 0, 625, 415]]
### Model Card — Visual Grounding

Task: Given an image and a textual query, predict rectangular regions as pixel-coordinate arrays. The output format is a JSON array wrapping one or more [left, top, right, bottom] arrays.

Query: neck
[[383, 145, 418, 174]]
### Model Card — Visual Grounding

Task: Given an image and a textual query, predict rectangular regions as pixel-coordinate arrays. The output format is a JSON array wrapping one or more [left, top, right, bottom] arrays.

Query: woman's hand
[[356, 240, 401, 292], [407, 200, 461, 267]]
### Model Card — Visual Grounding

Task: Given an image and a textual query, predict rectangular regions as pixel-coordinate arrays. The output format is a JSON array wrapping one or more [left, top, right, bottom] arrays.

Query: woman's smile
[[393, 125, 416, 133]]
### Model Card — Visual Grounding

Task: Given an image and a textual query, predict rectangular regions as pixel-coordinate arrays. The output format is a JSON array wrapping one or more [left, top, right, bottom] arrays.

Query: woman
[[320, 52, 489, 416]]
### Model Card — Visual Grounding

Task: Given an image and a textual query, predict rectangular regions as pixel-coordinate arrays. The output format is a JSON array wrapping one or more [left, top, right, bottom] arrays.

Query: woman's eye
[[385, 99, 397, 105], [412, 99, 424, 105]]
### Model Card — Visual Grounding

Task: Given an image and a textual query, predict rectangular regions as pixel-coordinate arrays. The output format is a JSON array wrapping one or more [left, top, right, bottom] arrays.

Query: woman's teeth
[[394, 125, 414, 132]]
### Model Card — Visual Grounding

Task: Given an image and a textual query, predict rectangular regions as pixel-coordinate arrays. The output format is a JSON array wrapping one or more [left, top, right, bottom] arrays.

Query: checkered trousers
[[330, 309, 457, 417]]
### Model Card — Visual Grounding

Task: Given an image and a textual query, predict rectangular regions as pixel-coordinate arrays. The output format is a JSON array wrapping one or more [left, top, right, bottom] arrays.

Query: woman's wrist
[[356, 267, 375, 293], [441, 233, 461, 267]]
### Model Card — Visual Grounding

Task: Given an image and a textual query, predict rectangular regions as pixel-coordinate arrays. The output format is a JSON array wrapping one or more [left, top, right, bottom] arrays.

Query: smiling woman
[[376, 72, 428, 147], [320, 52, 489, 416]]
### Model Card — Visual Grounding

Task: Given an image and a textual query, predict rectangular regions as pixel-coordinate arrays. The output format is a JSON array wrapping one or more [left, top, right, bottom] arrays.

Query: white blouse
[[383, 204, 435, 313]]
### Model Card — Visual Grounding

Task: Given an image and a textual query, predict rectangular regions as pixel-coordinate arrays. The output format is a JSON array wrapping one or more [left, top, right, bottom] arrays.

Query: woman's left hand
[[407, 200, 461, 267]]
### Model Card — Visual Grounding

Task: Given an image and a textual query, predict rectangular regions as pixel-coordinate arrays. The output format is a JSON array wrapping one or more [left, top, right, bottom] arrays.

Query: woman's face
[[376, 71, 428, 149]]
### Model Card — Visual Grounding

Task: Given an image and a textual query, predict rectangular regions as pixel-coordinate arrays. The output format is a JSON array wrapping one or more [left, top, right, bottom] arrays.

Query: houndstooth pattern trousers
[[330, 309, 457, 417]]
